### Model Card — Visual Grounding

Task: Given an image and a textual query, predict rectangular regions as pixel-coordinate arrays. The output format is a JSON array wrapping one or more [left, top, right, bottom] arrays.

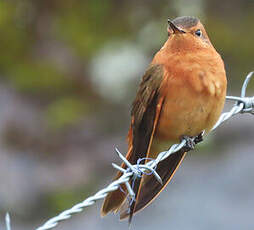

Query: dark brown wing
[[101, 64, 164, 217], [129, 64, 164, 166], [119, 65, 187, 220], [127, 97, 165, 223], [123, 65, 165, 223]]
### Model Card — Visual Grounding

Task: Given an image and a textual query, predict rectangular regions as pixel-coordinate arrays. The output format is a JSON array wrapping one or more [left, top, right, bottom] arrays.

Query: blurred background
[[0, 0, 254, 229]]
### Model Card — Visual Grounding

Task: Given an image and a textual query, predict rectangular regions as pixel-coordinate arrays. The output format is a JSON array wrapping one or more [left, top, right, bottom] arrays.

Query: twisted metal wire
[[2, 72, 254, 230]]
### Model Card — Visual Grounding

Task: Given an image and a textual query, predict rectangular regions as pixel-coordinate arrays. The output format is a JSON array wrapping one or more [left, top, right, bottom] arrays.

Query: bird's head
[[165, 16, 213, 52]]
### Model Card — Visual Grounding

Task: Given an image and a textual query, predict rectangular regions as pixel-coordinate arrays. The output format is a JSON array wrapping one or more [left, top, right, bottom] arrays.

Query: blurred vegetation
[[0, 0, 253, 98], [41, 181, 96, 218], [0, 0, 253, 221]]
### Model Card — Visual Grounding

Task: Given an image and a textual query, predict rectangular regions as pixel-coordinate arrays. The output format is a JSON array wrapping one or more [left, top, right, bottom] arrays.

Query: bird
[[101, 16, 227, 223]]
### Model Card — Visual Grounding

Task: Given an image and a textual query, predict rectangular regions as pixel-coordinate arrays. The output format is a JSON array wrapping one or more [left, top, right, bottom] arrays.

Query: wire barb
[[241, 71, 253, 98], [3, 72, 254, 230], [5, 213, 11, 230]]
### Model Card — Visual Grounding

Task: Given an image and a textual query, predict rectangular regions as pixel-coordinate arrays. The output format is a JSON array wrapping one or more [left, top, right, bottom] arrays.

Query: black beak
[[167, 19, 185, 34]]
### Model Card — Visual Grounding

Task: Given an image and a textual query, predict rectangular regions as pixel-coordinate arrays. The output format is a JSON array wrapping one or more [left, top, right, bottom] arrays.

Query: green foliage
[[0, 1, 31, 72], [206, 12, 254, 87], [45, 96, 89, 130], [0, 0, 253, 134], [8, 61, 73, 95], [43, 183, 95, 215], [54, 0, 130, 58]]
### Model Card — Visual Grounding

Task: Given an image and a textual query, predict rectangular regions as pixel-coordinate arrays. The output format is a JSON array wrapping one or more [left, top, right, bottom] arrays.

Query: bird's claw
[[194, 132, 204, 144], [181, 132, 204, 152]]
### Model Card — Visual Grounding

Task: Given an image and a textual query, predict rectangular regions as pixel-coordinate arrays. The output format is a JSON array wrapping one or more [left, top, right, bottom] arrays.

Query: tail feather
[[101, 182, 127, 216], [101, 147, 133, 216], [119, 150, 186, 219]]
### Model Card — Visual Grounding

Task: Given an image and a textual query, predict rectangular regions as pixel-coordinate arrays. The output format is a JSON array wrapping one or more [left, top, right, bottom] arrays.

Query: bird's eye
[[195, 29, 202, 37]]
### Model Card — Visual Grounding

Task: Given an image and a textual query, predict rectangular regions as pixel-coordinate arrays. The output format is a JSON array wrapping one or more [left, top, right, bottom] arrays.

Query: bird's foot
[[194, 131, 204, 144], [181, 132, 204, 152], [180, 135, 195, 152]]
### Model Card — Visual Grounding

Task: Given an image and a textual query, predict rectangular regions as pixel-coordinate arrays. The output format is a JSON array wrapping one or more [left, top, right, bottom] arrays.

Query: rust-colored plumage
[[101, 16, 227, 222]]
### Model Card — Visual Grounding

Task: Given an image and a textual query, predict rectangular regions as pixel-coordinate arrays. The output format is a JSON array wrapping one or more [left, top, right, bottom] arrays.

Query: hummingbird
[[101, 16, 227, 223]]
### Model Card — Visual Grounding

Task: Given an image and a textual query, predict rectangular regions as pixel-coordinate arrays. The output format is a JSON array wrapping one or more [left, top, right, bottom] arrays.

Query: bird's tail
[[119, 149, 186, 219], [101, 148, 186, 219], [100, 147, 132, 216]]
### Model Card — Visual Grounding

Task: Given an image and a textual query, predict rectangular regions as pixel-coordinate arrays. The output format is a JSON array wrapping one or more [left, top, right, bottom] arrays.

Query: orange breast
[[154, 49, 227, 141]]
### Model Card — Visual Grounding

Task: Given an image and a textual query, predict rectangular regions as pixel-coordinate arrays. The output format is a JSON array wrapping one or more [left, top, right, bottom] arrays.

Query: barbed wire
[[2, 72, 254, 230]]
